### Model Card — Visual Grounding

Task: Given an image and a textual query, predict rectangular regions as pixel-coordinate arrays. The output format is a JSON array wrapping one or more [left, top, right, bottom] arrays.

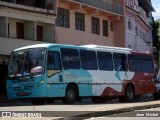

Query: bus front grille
[[24, 86, 33, 90], [13, 87, 21, 91]]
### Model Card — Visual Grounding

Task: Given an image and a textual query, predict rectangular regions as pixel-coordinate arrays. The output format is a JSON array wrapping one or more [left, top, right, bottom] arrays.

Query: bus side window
[[47, 51, 61, 77], [80, 50, 98, 70], [141, 55, 153, 73], [61, 48, 80, 69], [97, 51, 113, 71], [128, 54, 141, 72], [113, 53, 128, 71]]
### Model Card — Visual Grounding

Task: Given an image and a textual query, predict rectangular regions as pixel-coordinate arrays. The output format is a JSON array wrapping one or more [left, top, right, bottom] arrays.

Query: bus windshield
[[8, 48, 46, 79]]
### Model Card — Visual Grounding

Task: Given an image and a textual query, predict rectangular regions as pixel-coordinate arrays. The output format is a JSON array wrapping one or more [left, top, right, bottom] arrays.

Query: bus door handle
[[59, 75, 63, 82]]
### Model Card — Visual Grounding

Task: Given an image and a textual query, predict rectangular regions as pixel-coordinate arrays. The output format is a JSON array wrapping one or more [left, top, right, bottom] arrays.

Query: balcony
[[0, 17, 55, 42], [0, 0, 55, 14], [125, 0, 139, 12], [137, 0, 155, 12], [72, 0, 124, 15], [138, 7, 149, 25]]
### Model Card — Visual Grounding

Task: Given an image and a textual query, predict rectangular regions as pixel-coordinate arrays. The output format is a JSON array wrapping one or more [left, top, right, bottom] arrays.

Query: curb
[[0, 102, 31, 107]]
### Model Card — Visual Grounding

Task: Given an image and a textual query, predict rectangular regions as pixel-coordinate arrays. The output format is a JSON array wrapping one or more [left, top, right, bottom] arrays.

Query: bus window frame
[[61, 48, 80, 70], [47, 51, 62, 78], [113, 53, 128, 71], [80, 50, 98, 70], [97, 51, 114, 71]]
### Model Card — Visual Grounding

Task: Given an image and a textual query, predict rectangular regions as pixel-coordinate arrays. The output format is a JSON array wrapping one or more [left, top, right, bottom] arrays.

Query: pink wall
[[125, 9, 151, 53], [55, 1, 124, 47]]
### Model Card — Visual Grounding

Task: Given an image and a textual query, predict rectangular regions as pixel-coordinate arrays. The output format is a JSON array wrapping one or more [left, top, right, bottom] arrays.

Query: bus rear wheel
[[125, 85, 135, 102], [63, 86, 77, 104]]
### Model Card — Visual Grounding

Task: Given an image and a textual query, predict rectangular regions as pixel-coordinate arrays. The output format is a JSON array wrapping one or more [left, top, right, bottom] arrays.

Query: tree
[[152, 18, 160, 72]]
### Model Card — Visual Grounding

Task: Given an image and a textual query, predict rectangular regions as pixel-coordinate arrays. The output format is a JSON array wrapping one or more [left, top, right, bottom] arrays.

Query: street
[[87, 107, 160, 120], [0, 98, 160, 120]]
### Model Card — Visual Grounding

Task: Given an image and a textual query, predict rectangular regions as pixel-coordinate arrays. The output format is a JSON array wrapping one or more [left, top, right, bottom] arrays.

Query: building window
[[92, 17, 100, 35], [37, 25, 43, 41], [16, 22, 24, 39], [128, 19, 132, 30], [103, 20, 108, 37], [144, 33, 146, 41], [56, 8, 69, 28], [8, 23, 10, 37], [142, 32, 145, 40], [110, 22, 113, 31], [135, 26, 138, 36], [140, 29, 142, 39], [75, 12, 85, 31]]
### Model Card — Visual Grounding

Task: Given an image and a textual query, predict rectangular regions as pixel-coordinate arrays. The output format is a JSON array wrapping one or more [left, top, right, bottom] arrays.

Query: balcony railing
[[73, 0, 124, 15], [0, 0, 55, 14], [125, 0, 139, 12], [138, 7, 149, 25]]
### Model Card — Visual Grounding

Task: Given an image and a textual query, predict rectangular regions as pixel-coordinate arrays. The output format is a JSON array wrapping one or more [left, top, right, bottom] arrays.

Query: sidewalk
[[63, 100, 160, 119], [0, 99, 160, 119]]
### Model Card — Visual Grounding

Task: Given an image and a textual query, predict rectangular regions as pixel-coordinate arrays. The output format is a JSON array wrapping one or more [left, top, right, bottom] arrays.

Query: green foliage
[[152, 19, 160, 71], [152, 19, 159, 51]]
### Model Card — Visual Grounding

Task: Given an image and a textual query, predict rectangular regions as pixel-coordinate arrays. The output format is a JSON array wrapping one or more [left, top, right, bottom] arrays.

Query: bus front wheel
[[63, 86, 77, 104]]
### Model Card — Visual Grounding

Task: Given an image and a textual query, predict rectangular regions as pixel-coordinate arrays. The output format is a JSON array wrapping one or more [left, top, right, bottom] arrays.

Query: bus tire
[[91, 97, 106, 104], [63, 86, 77, 104], [31, 98, 45, 105], [125, 85, 135, 102]]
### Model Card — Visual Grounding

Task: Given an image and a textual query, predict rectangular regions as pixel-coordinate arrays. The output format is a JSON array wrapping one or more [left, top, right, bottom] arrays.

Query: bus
[[7, 44, 157, 105]]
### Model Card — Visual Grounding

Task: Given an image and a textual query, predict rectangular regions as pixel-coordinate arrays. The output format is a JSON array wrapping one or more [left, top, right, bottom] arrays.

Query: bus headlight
[[34, 80, 44, 88], [40, 80, 44, 84], [7, 84, 10, 89]]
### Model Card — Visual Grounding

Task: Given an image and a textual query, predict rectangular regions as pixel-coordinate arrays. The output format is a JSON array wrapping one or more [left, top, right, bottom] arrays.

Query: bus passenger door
[[47, 50, 64, 98]]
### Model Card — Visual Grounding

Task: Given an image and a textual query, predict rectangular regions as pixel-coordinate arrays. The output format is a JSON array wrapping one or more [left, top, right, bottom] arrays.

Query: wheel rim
[[127, 88, 133, 100], [67, 89, 75, 101]]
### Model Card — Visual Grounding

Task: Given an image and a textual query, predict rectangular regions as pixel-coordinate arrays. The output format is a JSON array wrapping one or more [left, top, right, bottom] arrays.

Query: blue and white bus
[[7, 44, 157, 104]]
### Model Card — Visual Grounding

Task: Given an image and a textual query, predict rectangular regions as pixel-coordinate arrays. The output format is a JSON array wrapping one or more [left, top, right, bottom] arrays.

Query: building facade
[[55, 0, 125, 47], [0, 0, 56, 102], [0, 0, 56, 64], [0, 0, 125, 102], [125, 0, 154, 53]]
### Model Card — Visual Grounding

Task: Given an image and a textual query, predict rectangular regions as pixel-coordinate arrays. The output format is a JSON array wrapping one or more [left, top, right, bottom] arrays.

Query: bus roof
[[14, 44, 57, 51], [14, 43, 135, 53], [80, 44, 132, 52]]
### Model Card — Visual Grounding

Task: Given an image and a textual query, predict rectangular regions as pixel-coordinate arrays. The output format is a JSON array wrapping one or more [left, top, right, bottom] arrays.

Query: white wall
[[43, 24, 55, 42], [0, 17, 7, 37], [8, 18, 17, 38], [0, 37, 48, 55], [24, 21, 36, 40], [0, 7, 55, 24]]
